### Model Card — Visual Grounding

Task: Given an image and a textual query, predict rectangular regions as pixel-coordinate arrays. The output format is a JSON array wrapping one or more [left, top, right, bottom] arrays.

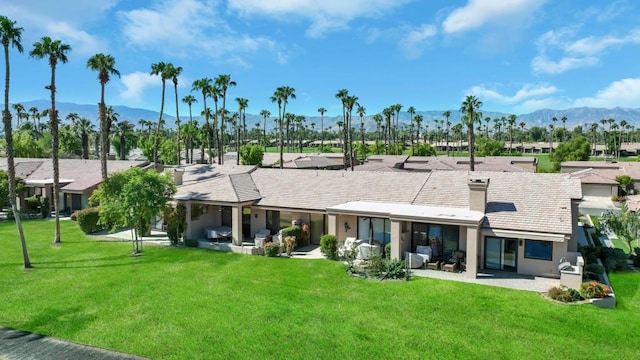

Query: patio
[[411, 268, 560, 293]]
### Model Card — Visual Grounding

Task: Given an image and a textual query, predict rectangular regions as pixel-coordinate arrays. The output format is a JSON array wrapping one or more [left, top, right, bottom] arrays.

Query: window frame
[[524, 239, 553, 261]]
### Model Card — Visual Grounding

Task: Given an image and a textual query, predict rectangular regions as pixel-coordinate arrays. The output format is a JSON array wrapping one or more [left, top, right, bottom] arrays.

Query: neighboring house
[[354, 156, 538, 173], [173, 164, 582, 280], [0, 158, 148, 213]]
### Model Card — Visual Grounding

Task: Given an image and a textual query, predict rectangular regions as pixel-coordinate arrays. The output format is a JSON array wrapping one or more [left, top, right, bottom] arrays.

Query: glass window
[[221, 206, 232, 227], [266, 210, 280, 234], [357, 217, 390, 244], [524, 240, 553, 261], [411, 223, 459, 258], [279, 211, 292, 229], [357, 217, 370, 240]]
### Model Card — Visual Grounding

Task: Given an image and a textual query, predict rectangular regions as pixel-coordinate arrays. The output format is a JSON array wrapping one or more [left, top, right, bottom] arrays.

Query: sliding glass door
[[485, 237, 517, 271]]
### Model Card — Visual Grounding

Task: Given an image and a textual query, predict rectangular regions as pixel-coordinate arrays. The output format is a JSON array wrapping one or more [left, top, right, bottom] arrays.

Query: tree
[[357, 104, 366, 162], [317, 107, 326, 149], [411, 143, 436, 156], [239, 144, 264, 166], [11, 102, 24, 126], [549, 136, 590, 171], [111, 120, 136, 160], [235, 97, 249, 165], [259, 109, 270, 151], [182, 94, 197, 163], [168, 64, 183, 165], [91, 167, 176, 254], [1, 15, 31, 267], [460, 95, 482, 171], [28, 106, 40, 135], [615, 175, 634, 197], [192, 79, 213, 164], [507, 114, 516, 153], [215, 74, 236, 164], [30, 36, 71, 245], [603, 209, 639, 256], [86, 53, 120, 180], [150, 61, 170, 166], [476, 138, 505, 157], [442, 110, 451, 156], [272, 86, 296, 169]]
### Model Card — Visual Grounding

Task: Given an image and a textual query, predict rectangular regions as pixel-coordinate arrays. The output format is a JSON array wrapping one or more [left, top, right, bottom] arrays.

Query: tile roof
[[568, 168, 620, 185], [173, 164, 260, 203]]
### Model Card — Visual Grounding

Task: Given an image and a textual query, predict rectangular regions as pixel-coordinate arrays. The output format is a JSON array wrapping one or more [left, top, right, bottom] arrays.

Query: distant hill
[[2, 100, 640, 132]]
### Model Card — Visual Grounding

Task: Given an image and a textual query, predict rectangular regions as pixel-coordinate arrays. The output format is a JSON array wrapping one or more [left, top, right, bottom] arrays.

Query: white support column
[[390, 219, 402, 260], [231, 205, 243, 245], [184, 201, 192, 240], [327, 214, 338, 236], [466, 225, 479, 279]]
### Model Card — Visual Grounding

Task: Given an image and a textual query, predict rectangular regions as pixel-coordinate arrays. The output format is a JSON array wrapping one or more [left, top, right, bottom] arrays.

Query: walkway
[[411, 268, 560, 293], [0, 327, 149, 360]]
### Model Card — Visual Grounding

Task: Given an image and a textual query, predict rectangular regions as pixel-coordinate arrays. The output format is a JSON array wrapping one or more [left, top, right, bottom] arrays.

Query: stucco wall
[[582, 184, 616, 198], [517, 241, 567, 277]]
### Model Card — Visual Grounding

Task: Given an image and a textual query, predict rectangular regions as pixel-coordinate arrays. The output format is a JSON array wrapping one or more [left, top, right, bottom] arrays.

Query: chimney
[[168, 168, 184, 186], [468, 177, 490, 212]]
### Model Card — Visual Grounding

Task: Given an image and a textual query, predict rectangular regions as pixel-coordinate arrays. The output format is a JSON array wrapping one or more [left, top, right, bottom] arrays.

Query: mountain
[[3, 100, 640, 132]]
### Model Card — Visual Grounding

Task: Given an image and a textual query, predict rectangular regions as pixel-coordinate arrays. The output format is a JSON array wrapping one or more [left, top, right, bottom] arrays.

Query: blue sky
[[2, 0, 640, 118]]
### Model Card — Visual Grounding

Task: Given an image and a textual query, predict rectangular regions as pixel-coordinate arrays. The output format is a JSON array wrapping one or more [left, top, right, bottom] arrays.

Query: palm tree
[[372, 113, 382, 155], [191, 78, 213, 163], [519, 122, 527, 154], [259, 109, 270, 151], [150, 61, 170, 166], [507, 114, 516, 153], [215, 74, 236, 164], [345, 95, 358, 169], [442, 110, 451, 156], [317, 107, 327, 149], [382, 107, 393, 154], [112, 120, 135, 160], [561, 116, 567, 142], [460, 95, 482, 171], [452, 122, 463, 157], [235, 97, 249, 164], [72, 117, 94, 159], [182, 94, 197, 163], [86, 53, 120, 180], [357, 104, 366, 162], [1, 15, 31, 268], [407, 106, 415, 154], [65, 112, 79, 124], [272, 86, 296, 169], [28, 106, 40, 134], [414, 114, 423, 151], [335, 89, 349, 166], [168, 64, 183, 165], [11, 102, 24, 126], [30, 36, 71, 245]]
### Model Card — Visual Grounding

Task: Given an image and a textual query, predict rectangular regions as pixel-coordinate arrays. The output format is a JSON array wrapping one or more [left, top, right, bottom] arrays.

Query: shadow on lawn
[[14, 306, 97, 338]]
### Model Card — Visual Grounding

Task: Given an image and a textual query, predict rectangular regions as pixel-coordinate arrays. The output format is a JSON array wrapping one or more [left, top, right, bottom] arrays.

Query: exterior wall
[[458, 226, 468, 252], [231, 205, 242, 245], [188, 204, 221, 240], [582, 184, 616, 198], [390, 219, 402, 260], [517, 241, 567, 277], [250, 208, 267, 237], [336, 214, 357, 240], [327, 214, 338, 237], [465, 226, 479, 278], [568, 200, 579, 252]]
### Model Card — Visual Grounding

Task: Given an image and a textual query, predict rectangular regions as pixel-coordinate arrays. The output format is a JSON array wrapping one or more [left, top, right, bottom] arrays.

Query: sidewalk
[[0, 327, 149, 360]]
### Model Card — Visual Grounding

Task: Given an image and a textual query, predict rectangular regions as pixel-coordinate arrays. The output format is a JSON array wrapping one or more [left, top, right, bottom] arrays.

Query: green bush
[[25, 196, 40, 212], [580, 281, 611, 299], [77, 207, 104, 234], [385, 243, 391, 260], [281, 225, 303, 247], [164, 204, 187, 246], [548, 286, 582, 302], [385, 259, 408, 280], [320, 234, 338, 260], [600, 247, 628, 272], [40, 197, 50, 218], [585, 263, 605, 275], [184, 239, 199, 248], [70, 210, 80, 221], [264, 242, 281, 257]]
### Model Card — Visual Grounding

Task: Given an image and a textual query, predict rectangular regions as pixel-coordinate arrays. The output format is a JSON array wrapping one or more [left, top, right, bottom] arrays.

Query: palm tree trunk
[[50, 62, 61, 244], [99, 85, 108, 180], [154, 82, 165, 166]]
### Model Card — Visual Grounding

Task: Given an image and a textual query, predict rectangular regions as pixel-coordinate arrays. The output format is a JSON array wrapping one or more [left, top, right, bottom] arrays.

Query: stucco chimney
[[172, 169, 184, 186], [468, 177, 490, 212]]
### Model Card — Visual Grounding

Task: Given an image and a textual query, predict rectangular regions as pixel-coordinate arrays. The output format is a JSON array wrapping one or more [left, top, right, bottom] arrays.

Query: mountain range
[[3, 100, 640, 132]]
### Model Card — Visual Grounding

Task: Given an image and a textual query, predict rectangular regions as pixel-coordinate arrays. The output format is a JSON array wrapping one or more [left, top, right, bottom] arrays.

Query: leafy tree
[[13, 131, 45, 157], [1, 15, 31, 267], [0, 169, 25, 211], [86, 53, 120, 180], [90, 168, 176, 254], [476, 137, 505, 157], [603, 209, 639, 256], [411, 143, 436, 156], [160, 137, 178, 165], [615, 175, 635, 196], [549, 136, 590, 171], [239, 144, 264, 166]]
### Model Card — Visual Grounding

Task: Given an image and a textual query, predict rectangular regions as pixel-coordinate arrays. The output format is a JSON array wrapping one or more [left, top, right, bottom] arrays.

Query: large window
[[411, 223, 459, 259], [524, 240, 553, 261], [357, 217, 390, 244]]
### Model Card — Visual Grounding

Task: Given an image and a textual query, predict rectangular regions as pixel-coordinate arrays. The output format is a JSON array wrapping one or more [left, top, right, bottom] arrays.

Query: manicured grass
[[1, 220, 638, 359], [531, 154, 555, 172], [610, 238, 638, 254]]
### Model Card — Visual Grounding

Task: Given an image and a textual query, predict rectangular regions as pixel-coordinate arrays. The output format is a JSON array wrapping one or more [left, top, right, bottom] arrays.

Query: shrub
[[284, 236, 296, 256], [76, 207, 104, 234], [281, 225, 303, 247], [548, 286, 582, 303], [320, 234, 338, 260], [25, 196, 40, 213], [633, 248, 640, 267], [385, 259, 408, 280], [611, 195, 619, 202], [580, 281, 611, 299], [184, 239, 199, 248], [600, 247, 628, 272], [585, 263, 605, 275], [385, 243, 391, 260], [164, 204, 187, 246], [70, 210, 80, 221], [40, 196, 50, 218], [264, 242, 280, 257]]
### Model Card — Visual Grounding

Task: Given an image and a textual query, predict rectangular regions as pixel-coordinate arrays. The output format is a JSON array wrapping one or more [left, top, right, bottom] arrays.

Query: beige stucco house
[[173, 164, 583, 280]]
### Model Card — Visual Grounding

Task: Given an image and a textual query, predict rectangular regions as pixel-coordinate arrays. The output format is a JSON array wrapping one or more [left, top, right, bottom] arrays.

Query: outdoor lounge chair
[[442, 251, 465, 272]]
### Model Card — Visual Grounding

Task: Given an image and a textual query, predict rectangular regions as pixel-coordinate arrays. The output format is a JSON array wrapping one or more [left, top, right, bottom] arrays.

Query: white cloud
[[228, 0, 411, 38], [120, 72, 160, 102], [398, 24, 437, 59], [119, 0, 279, 63], [573, 78, 640, 108], [565, 28, 640, 56], [516, 97, 570, 113], [531, 55, 598, 74], [442, 0, 545, 34], [467, 83, 558, 103], [44, 22, 107, 56]]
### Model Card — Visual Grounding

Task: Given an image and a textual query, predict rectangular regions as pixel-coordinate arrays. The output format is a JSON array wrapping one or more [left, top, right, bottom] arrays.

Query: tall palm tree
[[65, 112, 79, 124], [357, 104, 366, 162], [272, 86, 296, 169], [345, 95, 358, 169], [86, 53, 119, 180], [191, 78, 213, 163], [11, 102, 24, 126], [150, 61, 170, 166], [382, 107, 393, 154], [460, 95, 482, 171], [28, 106, 39, 134], [111, 120, 135, 160], [317, 107, 326, 149], [1, 15, 31, 268], [215, 74, 236, 164], [259, 109, 270, 151], [72, 117, 94, 159], [182, 94, 197, 163], [335, 89, 349, 166], [519, 122, 527, 154], [452, 122, 463, 157], [507, 114, 516, 153], [373, 113, 382, 155], [30, 36, 71, 245], [235, 97, 249, 164], [442, 110, 451, 156], [414, 114, 423, 150], [561, 116, 567, 142], [168, 64, 182, 165]]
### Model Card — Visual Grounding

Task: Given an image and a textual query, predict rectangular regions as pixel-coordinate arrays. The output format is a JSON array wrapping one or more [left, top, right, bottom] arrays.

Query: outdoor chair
[[443, 250, 465, 272], [406, 245, 432, 269]]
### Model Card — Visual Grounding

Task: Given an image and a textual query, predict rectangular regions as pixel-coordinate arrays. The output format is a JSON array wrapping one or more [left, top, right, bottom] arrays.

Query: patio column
[[231, 205, 243, 245], [184, 201, 192, 240], [327, 213, 338, 237], [465, 225, 479, 279], [390, 219, 402, 260]]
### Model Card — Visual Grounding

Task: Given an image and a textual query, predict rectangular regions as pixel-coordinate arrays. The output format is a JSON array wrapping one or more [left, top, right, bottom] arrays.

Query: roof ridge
[[411, 171, 433, 204]]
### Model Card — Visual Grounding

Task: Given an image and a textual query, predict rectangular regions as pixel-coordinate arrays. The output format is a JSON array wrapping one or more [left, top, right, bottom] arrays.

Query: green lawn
[[1, 220, 638, 359]]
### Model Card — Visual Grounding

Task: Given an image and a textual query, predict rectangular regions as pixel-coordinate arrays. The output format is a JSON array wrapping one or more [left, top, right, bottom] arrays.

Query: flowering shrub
[[264, 242, 281, 257], [580, 281, 611, 299], [548, 286, 582, 302]]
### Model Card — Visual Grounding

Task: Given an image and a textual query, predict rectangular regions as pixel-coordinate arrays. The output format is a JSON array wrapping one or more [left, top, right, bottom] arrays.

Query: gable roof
[[174, 164, 260, 203]]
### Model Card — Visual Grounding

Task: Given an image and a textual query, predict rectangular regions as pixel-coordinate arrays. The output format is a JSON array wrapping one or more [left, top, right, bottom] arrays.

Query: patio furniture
[[427, 260, 442, 270], [406, 245, 432, 269], [254, 229, 271, 245], [356, 243, 381, 260], [442, 251, 466, 272], [205, 226, 232, 241], [442, 262, 458, 272]]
